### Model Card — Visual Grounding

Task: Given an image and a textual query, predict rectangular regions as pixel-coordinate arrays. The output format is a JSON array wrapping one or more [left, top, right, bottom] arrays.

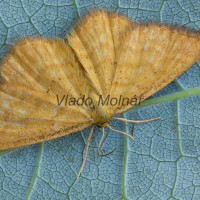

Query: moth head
[[96, 114, 111, 128]]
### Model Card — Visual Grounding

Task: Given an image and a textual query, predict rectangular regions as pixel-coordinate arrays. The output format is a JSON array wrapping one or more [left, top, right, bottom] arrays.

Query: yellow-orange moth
[[0, 9, 200, 178]]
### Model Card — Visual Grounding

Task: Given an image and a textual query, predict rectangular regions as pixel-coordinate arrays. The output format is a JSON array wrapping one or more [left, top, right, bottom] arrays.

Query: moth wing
[[110, 24, 200, 114], [0, 38, 93, 150], [67, 9, 133, 97]]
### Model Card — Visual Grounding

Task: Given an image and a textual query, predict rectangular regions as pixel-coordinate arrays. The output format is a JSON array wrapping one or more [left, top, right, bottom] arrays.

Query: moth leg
[[131, 123, 135, 138], [76, 125, 95, 178], [107, 124, 134, 140], [97, 127, 116, 157]]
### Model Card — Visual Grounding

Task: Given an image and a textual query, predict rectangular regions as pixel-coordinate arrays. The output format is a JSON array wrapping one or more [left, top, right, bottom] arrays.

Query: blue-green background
[[0, 0, 200, 199]]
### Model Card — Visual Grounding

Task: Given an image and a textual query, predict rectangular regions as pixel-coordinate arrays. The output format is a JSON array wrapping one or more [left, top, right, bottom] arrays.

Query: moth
[[0, 9, 200, 178]]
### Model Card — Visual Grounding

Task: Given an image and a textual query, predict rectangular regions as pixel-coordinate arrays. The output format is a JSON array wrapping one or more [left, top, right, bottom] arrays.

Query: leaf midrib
[[126, 86, 200, 112], [24, 143, 42, 200]]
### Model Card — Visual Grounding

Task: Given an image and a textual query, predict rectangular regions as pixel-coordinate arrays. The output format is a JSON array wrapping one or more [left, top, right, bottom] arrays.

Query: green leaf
[[0, 0, 200, 199]]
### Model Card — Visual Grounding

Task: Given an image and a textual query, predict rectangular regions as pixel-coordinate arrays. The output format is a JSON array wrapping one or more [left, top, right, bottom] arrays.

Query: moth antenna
[[76, 125, 95, 179], [106, 124, 134, 140], [97, 127, 116, 157], [112, 116, 160, 123], [110, 117, 160, 139]]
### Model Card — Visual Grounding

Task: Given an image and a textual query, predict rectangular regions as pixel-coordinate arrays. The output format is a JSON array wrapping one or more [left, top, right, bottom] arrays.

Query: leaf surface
[[0, 0, 200, 199]]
